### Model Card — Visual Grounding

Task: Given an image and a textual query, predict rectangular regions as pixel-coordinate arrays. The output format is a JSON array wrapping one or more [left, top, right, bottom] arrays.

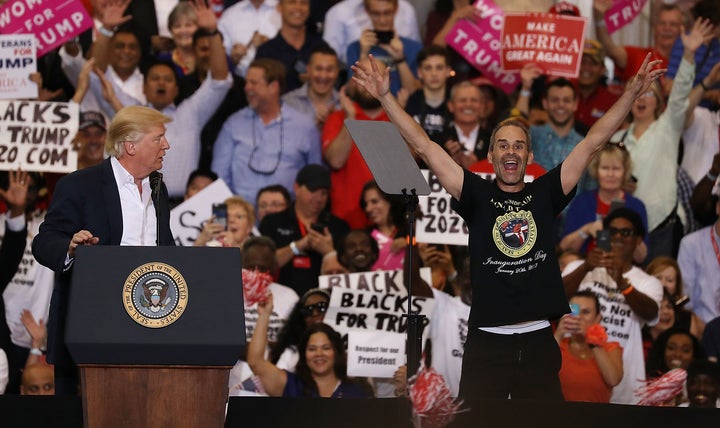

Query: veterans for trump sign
[[0, 34, 37, 99], [501, 13, 587, 77], [0, 0, 93, 57], [0, 100, 78, 172]]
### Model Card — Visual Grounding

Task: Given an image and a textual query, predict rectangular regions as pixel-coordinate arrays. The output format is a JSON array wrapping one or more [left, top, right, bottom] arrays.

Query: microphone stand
[[150, 171, 163, 246], [401, 188, 424, 377]]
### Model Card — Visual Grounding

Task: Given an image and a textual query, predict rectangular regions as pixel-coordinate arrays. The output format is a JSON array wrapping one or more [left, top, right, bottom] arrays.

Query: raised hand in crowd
[[71, 58, 95, 104], [338, 84, 357, 120], [20, 309, 47, 367], [91, 0, 133, 72], [680, 17, 715, 60], [418, 243, 456, 291], [193, 217, 227, 247], [92, 63, 124, 113], [27, 73, 63, 101], [392, 364, 407, 397], [514, 62, 542, 116], [0, 169, 30, 217], [189, 0, 219, 33]]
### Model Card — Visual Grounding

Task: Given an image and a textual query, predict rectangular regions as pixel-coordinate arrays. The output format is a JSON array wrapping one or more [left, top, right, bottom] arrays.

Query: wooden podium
[[66, 247, 246, 428]]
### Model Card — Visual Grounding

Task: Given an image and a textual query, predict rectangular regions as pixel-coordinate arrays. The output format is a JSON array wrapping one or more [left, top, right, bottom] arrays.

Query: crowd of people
[[1, 0, 720, 411]]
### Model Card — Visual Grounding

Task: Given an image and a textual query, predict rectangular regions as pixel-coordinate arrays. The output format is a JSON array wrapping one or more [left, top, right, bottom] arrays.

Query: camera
[[374, 30, 394, 44]]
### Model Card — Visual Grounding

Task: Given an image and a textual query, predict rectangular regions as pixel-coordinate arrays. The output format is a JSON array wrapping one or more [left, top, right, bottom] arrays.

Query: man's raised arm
[[351, 55, 464, 200], [560, 54, 665, 195]]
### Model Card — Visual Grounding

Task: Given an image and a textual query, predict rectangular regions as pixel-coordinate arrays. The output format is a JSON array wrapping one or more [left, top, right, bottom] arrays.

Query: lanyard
[[711, 226, 720, 267]]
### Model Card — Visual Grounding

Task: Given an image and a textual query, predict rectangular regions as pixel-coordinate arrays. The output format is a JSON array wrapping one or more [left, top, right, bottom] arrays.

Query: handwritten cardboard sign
[[169, 179, 234, 246], [318, 267, 432, 295], [0, 100, 78, 173], [324, 288, 434, 338], [416, 169, 469, 246]]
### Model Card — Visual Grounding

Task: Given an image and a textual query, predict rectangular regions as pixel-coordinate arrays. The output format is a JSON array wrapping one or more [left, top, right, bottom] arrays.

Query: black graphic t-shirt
[[453, 164, 576, 327]]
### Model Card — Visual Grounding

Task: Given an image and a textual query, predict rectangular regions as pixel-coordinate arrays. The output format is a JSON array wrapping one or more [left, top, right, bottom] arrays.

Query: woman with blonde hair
[[195, 196, 255, 248], [645, 256, 704, 339], [560, 142, 649, 263]]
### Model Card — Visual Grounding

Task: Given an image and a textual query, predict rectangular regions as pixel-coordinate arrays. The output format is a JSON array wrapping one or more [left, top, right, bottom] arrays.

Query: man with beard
[[75, 112, 107, 170], [574, 40, 621, 128], [322, 58, 389, 228], [350, 53, 664, 405], [530, 78, 593, 192]]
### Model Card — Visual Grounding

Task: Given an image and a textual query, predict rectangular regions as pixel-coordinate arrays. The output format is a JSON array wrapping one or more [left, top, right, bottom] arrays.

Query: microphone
[[150, 171, 163, 246]]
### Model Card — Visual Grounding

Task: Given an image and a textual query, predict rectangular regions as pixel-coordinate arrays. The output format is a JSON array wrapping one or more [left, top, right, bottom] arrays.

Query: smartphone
[[674, 295, 690, 308], [212, 203, 228, 230], [596, 229, 611, 252], [609, 199, 625, 214], [310, 222, 326, 233], [569, 303, 580, 316], [374, 30, 394, 44]]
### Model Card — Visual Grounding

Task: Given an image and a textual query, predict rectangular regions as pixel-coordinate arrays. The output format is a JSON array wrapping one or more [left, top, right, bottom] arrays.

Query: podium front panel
[[66, 246, 245, 366]]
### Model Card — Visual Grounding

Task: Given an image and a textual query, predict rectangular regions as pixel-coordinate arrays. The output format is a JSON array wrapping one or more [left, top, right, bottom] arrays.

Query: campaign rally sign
[[0, 34, 37, 99], [0, 0, 93, 57], [0, 100, 78, 172], [501, 13, 588, 77], [170, 179, 234, 246], [318, 267, 433, 295], [324, 287, 434, 338], [416, 169, 468, 246], [445, 0, 519, 94], [604, 0, 648, 34], [347, 331, 406, 378]]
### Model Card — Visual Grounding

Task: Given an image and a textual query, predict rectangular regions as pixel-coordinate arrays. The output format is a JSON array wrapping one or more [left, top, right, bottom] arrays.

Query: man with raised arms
[[350, 54, 664, 404]]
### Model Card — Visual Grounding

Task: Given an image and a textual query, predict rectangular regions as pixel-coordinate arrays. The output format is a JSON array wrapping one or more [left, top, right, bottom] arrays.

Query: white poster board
[[347, 330, 406, 378], [0, 100, 78, 172], [0, 34, 37, 99], [318, 267, 432, 295], [170, 179, 233, 246], [416, 169, 469, 246]]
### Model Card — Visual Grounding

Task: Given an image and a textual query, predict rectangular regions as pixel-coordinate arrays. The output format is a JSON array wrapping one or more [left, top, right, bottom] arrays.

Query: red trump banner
[[501, 13, 587, 77], [604, 0, 648, 34]]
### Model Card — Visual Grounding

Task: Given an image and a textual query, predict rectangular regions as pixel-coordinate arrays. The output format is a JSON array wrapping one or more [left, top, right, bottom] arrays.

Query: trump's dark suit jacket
[[32, 158, 174, 365]]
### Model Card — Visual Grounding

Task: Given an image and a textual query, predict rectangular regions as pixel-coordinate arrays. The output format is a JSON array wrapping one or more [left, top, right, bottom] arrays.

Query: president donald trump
[[32, 106, 176, 394]]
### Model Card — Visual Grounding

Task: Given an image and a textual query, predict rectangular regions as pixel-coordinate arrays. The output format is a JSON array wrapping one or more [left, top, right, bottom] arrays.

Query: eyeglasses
[[248, 114, 284, 175], [639, 91, 656, 99], [258, 201, 287, 210], [608, 227, 635, 237], [300, 301, 328, 317], [608, 141, 627, 151]]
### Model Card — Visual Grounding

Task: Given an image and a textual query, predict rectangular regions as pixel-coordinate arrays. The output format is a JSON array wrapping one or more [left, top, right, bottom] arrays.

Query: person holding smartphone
[[560, 143, 649, 264], [554, 291, 623, 403], [562, 208, 664, 404], [194, 196, 255, 248], [345, 0, 421, 97]]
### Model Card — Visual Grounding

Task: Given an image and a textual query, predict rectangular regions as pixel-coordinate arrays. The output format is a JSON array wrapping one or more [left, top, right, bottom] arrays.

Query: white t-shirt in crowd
[[564, 261, 663, 405]]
